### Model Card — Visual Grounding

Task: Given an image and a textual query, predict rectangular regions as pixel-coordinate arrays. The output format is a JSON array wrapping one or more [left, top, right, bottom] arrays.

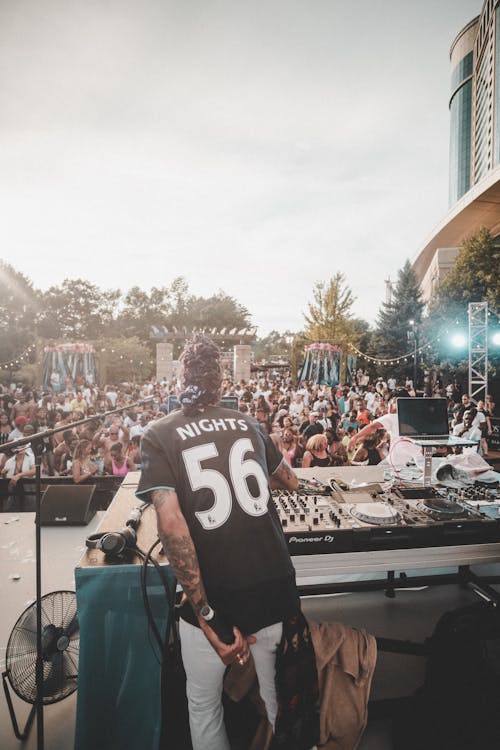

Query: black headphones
[[85, 504, 148, 559], [86, 526, 137, 558]]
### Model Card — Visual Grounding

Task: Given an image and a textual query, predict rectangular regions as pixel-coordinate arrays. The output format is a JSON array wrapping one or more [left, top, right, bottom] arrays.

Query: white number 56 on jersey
[[182, 438, 269, 530]]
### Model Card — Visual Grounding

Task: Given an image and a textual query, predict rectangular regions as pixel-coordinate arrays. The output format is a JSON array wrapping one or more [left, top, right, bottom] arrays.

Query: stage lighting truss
[[468, 302, 488, 402]]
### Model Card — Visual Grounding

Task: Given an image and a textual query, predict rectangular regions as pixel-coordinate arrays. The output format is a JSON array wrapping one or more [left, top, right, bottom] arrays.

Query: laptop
[[397, 398, 451, 443], [40, 484, 97, 526]]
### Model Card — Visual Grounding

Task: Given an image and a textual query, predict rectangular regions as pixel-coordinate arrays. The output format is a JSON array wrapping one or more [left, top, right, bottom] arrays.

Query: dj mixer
[[273, 481, 500, 555]]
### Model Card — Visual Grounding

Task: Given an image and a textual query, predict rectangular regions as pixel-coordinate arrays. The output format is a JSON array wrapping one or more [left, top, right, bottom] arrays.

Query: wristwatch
[[200, 604, 215, 622]]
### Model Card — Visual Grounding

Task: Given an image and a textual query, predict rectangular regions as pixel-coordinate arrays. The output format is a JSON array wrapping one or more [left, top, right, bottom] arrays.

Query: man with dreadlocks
[[136, 334, 300, 749]]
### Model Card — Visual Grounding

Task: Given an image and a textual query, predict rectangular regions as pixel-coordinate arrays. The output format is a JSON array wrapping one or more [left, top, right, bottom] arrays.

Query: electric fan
[[2, 590, 79, 740]]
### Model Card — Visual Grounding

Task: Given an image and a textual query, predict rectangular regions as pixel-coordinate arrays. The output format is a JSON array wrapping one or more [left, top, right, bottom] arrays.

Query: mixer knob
[[313, 517, 319, 525], [300, 514, 305, 522], [290, 514, 295, 522]]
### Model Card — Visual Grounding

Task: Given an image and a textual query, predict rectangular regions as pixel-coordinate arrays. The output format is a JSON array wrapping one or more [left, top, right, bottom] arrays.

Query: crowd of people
[[0, 366, 496, 507]]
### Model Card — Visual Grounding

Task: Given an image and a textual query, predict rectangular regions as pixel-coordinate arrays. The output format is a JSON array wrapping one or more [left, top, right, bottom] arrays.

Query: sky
[[0, 0, 483, 336]]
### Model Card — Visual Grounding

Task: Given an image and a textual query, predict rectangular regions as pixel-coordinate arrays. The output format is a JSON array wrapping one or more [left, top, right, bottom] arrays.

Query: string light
[[0, 343, 36, 369], [348, 333, 441, 365]]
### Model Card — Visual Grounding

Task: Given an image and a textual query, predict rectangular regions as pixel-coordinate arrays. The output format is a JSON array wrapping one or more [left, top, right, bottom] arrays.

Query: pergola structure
[[150, 326, 256, 344]]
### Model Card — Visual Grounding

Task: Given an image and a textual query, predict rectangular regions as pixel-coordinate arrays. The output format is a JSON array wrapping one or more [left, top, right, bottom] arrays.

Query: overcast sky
[[0, 0, 483, 336]]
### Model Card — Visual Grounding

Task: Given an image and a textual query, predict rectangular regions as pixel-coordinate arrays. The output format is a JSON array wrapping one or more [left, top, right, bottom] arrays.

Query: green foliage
[[423, 228, 500, 372], [94, 337, 154, 384], [304, 273, 357, 346], [0, 260, 38, 367], [116, 278, 189, 340], [371, 260, 424, 379], [185, 291, 251, 332], [438, 228, 500, 309], [37, 279, 121, 340], [253, 330, 296, 362]]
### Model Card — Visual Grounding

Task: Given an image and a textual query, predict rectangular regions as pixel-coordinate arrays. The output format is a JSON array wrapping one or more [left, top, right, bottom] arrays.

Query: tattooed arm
[[151, 488, 248, 664], [269, 459, 299, 492]]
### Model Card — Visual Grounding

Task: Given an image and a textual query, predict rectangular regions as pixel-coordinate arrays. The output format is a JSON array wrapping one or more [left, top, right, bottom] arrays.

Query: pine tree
[[371, 261, 424, 380]]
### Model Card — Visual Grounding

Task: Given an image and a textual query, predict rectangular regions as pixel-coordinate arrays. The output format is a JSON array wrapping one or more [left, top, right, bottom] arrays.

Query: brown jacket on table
[[224, 618, 377, 750]]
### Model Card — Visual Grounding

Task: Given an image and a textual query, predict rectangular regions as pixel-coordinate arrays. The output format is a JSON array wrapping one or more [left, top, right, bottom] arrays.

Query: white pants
[[179, 618, 283, 750]]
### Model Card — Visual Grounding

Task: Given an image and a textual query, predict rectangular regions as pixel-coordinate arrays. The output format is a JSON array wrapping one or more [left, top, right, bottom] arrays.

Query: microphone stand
[[0, 396, 154, 750]]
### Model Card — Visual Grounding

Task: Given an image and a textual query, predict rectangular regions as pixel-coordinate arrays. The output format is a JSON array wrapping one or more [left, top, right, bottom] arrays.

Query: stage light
[[451, 333, 467, 348], [492, 331, 500, 346]]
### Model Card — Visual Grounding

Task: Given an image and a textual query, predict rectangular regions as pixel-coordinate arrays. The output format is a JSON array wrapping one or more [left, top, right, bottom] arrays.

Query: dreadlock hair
[[179, 333, 222, 416]]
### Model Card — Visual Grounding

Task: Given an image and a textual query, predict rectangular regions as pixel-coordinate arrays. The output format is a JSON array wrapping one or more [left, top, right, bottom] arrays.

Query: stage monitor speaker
[[39, 484, 97, 526]]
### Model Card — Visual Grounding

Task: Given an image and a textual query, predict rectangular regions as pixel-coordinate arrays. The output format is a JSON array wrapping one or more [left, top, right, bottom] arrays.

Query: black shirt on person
[[136, 406, 299, 634]]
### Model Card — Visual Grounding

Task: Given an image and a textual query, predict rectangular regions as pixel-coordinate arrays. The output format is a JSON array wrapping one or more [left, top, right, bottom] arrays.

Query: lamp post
[[407, 320, 418, 389]]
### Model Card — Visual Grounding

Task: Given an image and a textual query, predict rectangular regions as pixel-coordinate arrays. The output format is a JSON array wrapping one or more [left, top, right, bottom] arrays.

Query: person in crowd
[[351, 435, 384, 466], [347, 392, 422, 466], [342, 410, 359, 433], [452, 409, 482, 449], [356, 400, 371, 428], [9, 415, 28, 441], [127, 434, 142, 467], [301, 411, 324, 441], [325, 429, 349, 466], [96, 419, 131, 461], [136, 334, 302, 750], [475, 400, 492, 456], [486, 394, 497, 417], [0, 412, 13, 444], [301, 433, 331, 468], [129, 413, 149, 440], [104, 442, 136, 476], [282, 427, 302, 468], [1, 445, 36, 510], [70, 390, 88, 416], [452, 394, 472, 426], [72, 439, 99, 483]]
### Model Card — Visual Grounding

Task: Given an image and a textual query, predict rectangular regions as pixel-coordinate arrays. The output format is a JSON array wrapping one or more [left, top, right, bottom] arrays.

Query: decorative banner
[[346, 354, 357, 385], [43, 344, 98, 392], [44, 343, 96, 353], [298, 343, 342, 386]]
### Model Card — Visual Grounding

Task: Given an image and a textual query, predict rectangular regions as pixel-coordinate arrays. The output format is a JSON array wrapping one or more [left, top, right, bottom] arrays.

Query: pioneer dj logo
[[288, 535, 335, 543]]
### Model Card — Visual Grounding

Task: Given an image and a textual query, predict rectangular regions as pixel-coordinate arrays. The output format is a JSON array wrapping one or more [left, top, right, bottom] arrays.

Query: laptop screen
[[397, 398, 449, 438]]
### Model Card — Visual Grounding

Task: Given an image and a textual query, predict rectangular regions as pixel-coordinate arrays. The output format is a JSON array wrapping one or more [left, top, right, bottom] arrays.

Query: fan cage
[[5, 590, 79, 705]]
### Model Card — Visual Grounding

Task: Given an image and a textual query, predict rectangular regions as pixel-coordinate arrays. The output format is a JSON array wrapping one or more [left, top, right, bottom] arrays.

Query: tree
[[184, 291, 251, 332], [37, 279, 120, 340], [94, 337, 155, 384], [117, 285, 173, 340], [370, 260, 424, 380], [421, 228, 500, 379], [0, 260, 38, 376], [303, 273, 357, 346], [438, 228, 500, 309], [253, 330, 297, 362]]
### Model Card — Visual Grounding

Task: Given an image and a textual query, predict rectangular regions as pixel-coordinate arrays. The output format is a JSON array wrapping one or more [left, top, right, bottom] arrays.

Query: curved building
[[414, 0, 500, 301], [449, 17, 477, 205]]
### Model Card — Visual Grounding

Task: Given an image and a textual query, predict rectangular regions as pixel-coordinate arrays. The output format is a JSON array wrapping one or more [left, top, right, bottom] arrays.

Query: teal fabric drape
[[75, 563, 173, 750]]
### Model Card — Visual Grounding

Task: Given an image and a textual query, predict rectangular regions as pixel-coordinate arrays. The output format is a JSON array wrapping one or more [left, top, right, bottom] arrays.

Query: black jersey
[[136, 406, 298, 633]]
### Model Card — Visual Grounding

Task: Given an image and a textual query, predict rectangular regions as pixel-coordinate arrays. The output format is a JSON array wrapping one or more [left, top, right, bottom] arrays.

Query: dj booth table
[[74, 467, 500, 750]]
